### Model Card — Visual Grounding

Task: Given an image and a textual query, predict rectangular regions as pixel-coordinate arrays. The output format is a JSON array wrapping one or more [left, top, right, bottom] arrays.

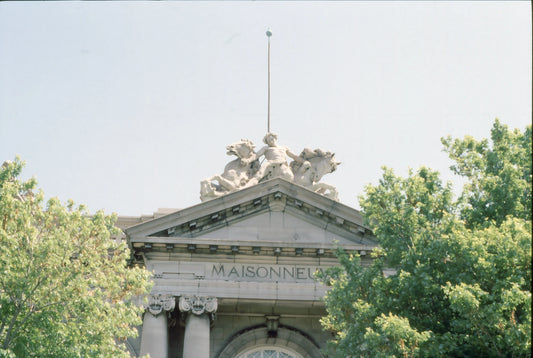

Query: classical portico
[[122, 133, 377, 358], [124, 177, 378, 358]]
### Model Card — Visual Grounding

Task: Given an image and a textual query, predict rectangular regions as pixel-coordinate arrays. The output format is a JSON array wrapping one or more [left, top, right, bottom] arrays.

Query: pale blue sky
[[0, 1, 531, 216]]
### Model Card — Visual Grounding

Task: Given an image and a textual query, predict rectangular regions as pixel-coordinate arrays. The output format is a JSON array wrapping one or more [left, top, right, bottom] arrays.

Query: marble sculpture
[[200, 133, 340, 202]]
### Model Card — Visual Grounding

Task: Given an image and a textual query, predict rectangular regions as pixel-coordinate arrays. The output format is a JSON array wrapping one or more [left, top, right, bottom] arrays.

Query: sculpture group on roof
[[200, 133, 340, 202]]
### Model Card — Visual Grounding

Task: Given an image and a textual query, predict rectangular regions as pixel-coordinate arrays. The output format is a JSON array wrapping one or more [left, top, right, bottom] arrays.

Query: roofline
[[125, 178, 369, 239]]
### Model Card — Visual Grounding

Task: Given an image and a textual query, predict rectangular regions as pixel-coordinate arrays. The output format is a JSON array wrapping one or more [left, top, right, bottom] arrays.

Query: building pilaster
[[179, 295, 218, 358], [139, 294, 176, 358]]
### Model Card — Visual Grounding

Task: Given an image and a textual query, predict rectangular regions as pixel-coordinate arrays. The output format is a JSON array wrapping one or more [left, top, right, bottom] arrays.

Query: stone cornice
[[130, 238, 375, 258], [125, 179, 378, 265], [131, 237, 374, 249]]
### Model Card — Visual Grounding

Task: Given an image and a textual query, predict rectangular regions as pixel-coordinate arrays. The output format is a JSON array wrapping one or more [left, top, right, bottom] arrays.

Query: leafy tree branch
[[319, 120, 531, 357]]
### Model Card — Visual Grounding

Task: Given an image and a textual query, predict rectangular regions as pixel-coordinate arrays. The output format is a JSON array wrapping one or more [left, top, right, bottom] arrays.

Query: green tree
[[319, 120, 531, 357], [0, 158, 152, 357], [442, 119, 532, 228]]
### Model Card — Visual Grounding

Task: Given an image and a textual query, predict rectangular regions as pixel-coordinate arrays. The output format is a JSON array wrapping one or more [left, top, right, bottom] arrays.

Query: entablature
[[126, 178, 379, 267]]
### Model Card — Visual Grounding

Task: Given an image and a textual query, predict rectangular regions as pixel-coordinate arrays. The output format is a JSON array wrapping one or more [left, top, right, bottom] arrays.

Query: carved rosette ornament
[[179, 295, 218, 319], [145, 294, 176, 317]]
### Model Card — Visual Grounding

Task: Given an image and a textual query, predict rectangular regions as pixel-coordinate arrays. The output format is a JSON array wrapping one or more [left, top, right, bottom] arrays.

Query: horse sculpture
[[200, 139, 260, 201], [200, 136, 341, 202], [291, 148, 341, 201]]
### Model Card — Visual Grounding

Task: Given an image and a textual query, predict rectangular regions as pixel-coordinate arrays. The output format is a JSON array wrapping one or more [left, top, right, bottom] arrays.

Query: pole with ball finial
[[266, 28, 272, 133]]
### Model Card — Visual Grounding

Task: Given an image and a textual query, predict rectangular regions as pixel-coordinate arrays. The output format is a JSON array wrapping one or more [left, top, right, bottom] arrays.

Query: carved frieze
[[145, 294, 176, 317]]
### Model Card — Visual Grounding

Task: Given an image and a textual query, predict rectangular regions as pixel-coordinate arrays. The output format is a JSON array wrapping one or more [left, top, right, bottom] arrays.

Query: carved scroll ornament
[[145, 294, 176, 317], [179, 295, 218, 316]]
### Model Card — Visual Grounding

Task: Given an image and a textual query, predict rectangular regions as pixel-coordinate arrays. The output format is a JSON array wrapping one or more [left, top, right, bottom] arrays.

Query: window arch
[[217, 327, 322, 358], [236, 345, 303, 358]]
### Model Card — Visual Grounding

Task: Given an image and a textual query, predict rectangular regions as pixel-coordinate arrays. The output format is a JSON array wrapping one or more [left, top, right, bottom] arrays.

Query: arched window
[[217, 327, 322, 358], [236, 346, 303, 358]]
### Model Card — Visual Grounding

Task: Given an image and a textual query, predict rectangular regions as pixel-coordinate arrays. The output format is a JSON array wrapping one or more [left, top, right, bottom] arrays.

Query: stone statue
[[199, 134, 341, 201], [245, 132, 304, 187], [200, 139, 260, 202], [291, 148, 341, 201]]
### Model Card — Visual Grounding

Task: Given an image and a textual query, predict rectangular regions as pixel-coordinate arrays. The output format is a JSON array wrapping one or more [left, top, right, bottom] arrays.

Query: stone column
[[179, 296, 218, 358], [140, 294, 176, 358]]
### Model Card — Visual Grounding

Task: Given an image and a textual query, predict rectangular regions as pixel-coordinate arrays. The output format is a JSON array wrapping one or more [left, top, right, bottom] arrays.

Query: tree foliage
[[0, 158, 152, 357], [442, 119, 532, 228], [319, 120, 531, 357]]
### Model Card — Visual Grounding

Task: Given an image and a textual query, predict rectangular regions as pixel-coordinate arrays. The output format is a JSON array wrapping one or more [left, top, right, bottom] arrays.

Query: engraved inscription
[[209, 263, 325, 282]]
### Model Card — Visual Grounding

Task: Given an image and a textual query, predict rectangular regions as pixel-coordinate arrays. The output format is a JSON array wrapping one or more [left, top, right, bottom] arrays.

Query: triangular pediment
[[126, 178, 378, 251]]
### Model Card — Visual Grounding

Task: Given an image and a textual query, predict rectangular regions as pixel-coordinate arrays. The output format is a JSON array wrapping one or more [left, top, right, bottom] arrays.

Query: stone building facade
[[120, 178, 378, 358]]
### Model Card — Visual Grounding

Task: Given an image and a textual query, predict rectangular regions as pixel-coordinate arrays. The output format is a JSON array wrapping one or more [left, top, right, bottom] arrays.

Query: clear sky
[[0, 1, 531, 216]]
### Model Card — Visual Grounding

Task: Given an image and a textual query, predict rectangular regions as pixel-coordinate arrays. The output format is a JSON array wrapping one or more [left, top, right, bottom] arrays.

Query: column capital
[[179, 295, 218, 316], [181, 298, 214, 358], [145, 294, 176, 317]]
